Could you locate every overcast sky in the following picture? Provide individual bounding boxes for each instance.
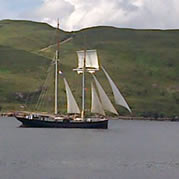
[0,0,178,31]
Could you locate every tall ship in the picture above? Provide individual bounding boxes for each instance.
[15,21,131,129]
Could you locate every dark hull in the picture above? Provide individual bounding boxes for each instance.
[15,117,108,129]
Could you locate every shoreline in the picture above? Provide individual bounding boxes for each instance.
[0,112,178,121]
[112,116,179,121]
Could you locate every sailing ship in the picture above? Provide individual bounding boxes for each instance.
[15,22,131,129]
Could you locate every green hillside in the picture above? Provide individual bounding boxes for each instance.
[0,19,70,51]
[0,20,178,117]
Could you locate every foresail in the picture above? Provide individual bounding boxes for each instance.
[92,75,118,115]
[63,78,80,114]
[101,66,132,113]
[91,82,105,116]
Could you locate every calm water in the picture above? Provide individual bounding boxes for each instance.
[0,117,179,179]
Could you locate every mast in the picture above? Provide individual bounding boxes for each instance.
[55,19,60,115]
[81,50,86,120]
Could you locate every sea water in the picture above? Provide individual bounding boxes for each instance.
[0,117,179,179]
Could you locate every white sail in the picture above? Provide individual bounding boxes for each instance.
[91,82,105,116]
[92,75,118,115]
[76,50,99,73]
[101,66,132,113]
[63,78,80,114]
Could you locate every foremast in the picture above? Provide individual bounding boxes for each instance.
[55,19,60,115]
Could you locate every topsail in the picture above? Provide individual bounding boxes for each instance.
[76,50,99,73]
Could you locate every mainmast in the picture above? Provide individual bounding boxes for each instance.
[81,50,86,120]
[55,19,60,115]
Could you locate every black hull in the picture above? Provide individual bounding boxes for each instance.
[15,117,108,129]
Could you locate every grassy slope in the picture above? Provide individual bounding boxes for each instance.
[70,27,179,116]
[0,20,67,51]
[0,46,49,109]
[0,20,178,116]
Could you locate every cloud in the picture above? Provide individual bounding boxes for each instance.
[1,0,179,31]
[29,0,75,27]
[65,0,133,30]
[25,0,179,31]
[25,0,140,30]
[123,0,179,29]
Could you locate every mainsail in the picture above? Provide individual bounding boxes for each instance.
[92,75,118,115]
[76,50,99,73]
[63,78,80,114]
[91,82,105,115]
[101,66,132,113]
